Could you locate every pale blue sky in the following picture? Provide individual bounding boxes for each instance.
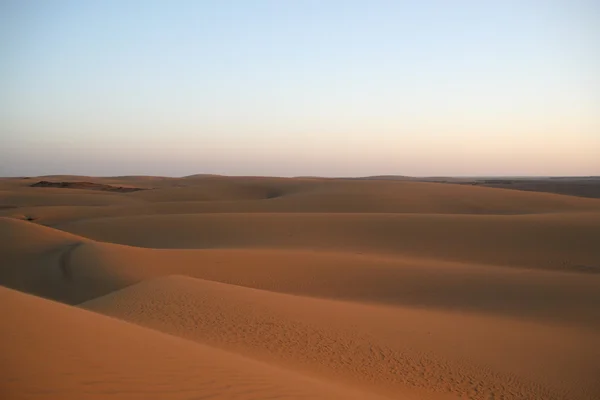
[1,0,598,177]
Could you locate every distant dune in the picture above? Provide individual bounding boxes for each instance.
[343,175,600,198]
[1,175,599,399]
[408,177,600,199]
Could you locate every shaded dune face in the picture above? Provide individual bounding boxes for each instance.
[2,218,599,329]
[52,212,600,272]
[1,175,600,400]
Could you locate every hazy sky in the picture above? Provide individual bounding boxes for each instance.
[1,0,598,177]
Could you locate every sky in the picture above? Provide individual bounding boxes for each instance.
[1,0,599,177]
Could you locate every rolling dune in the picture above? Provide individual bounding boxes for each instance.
[1,175,599,399]
[54,212,600,273]
[3,177,600,228]
[2,217,598,328]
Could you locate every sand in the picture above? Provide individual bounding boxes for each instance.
[0,286,384,400]
[1,175,599,399]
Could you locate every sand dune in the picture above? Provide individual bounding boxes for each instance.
[3,177,600,228]
[124,177,600,212]
[1,217,598,329]
[0,285,385,400]
[423,177,600,199]
[54,212,600,273]
[82,275,600,400]
[1,175,599,399]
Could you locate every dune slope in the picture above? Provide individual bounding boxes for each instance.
[54,212,600,273]
[82,275,600,400]
[0,285,386,400]
[0,217,124,303]
[2,217,598,329]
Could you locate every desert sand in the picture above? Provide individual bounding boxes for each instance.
[1,175,599,399]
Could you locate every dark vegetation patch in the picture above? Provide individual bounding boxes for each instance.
[31,180,149,193]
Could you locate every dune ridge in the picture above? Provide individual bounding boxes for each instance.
[30,180,149,192]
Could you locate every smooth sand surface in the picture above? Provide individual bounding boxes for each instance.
[1,175,599,399]
[0,286,385,400]
[81,275,600,399]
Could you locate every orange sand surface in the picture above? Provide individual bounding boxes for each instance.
[1,175,599,399]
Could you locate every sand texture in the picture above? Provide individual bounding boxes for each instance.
[1,175,599,399]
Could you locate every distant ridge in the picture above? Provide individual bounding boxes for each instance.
[31,180,148,193]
